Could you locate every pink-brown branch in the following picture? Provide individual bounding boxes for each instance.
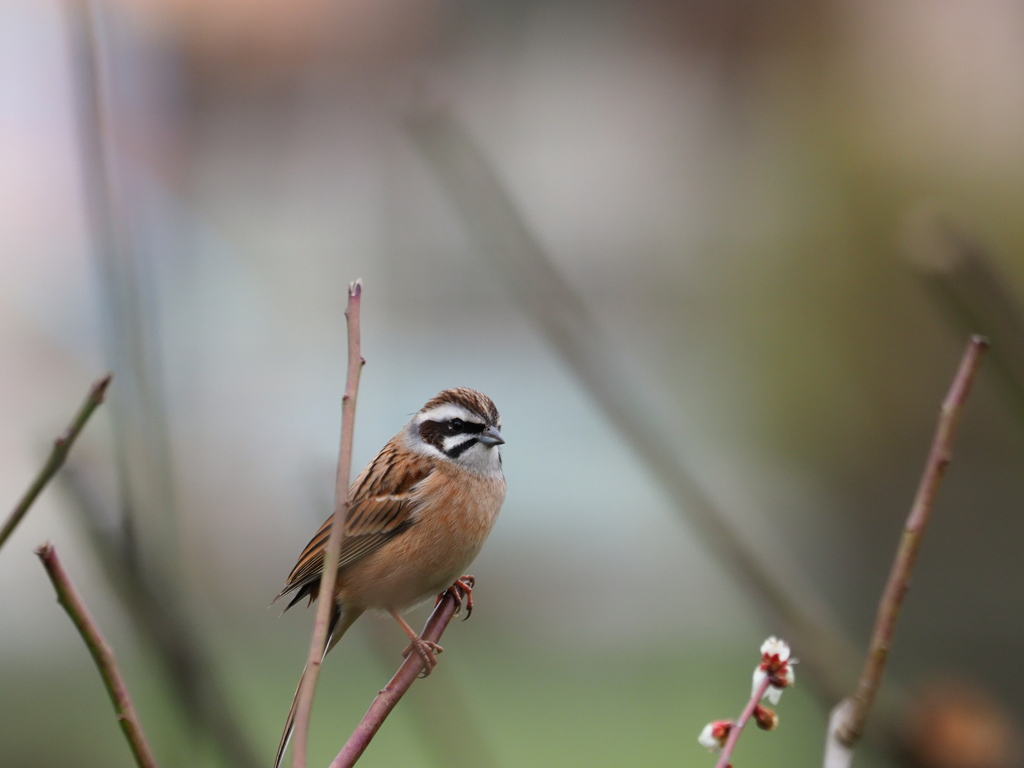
[290,280,365,768]
[713,672,772,768]
[828,335,988,759]
[36,542,159,768]
[329,580,471,768]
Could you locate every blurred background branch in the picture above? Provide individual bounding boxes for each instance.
[407,107,860,706]
[904,212,1024,428]
[64,0,180,582]
[46,4,264,767]
[59,462,263,768]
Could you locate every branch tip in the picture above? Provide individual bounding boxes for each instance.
[1,374,112,553]
[92,372,114,400]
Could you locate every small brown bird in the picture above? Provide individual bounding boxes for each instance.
[274,387,506,768]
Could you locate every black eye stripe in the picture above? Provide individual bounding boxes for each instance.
[419,418,487,452]
[445,438,478,459]
[418,420,445,451]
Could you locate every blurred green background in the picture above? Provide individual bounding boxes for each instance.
[2,1,1023,767]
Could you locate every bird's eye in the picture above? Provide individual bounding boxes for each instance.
[449,418,465,432]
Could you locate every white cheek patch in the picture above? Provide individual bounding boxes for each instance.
[442,435,474,452]
[406,432,446,460]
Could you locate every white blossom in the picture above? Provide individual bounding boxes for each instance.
[760,636,791,662]
[698,721,731,751]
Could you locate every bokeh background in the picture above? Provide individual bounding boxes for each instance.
[2,1,1024,767]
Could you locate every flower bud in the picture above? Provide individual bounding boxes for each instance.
[753,705,779,731]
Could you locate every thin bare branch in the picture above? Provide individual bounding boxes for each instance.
[291,280,365,768]
[329,581,470,768]
[36,542,159,768]
[0,374,111,552]
[826,335,988,765]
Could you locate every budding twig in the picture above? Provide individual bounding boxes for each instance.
[0,374,112,552]
[825,335,989,766]
[329,582,470,768]
[36,542,159,768]
[714,673,773,768]
[290,280,364,768]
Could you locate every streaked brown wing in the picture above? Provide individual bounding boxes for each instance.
[278,439,432,608]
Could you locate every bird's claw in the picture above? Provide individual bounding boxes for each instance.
[438,575,475,621]
[402,637,443,677]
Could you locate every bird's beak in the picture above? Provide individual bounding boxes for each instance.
[478,425,505,446]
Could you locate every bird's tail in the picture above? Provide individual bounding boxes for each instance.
[274,604,363,768]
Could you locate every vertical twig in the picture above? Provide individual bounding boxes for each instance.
[825,336,988,767]
[36,542,159,768]
[290,280,365,768]
[0,374,111,552]
[329,582,469,768]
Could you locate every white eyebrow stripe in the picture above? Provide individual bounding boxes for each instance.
[416,403,480,424]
